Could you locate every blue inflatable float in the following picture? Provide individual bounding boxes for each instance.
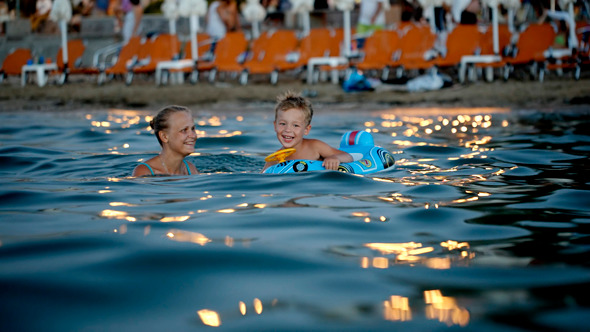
[263,130,395,174]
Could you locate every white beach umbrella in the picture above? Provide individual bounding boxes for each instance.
[49,0,72,83]
[501,0,520,33]
[161,0,180,35]
[557,0,578,49]
[242,0,266,39]
[549,0,577,46]
[482,0,500,55]
[179,0,207,62]
[451,0,471,23]
[289,0,314,36]
[417,0,437,32]
[333,0,354,57]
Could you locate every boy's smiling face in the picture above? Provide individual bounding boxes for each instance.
[274,108,311,149]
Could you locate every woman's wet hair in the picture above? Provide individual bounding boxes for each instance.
[150,105,190,146]
[274,91,313,126]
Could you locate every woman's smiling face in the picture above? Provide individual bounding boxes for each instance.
[163,111,197,155]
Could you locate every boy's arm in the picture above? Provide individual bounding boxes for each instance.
[314,140,353,171]
[261,148,282,173]
[261,161,273,173]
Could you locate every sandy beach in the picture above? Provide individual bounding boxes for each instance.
[1,74,589,112]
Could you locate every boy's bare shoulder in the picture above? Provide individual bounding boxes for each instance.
[303,138,328,146]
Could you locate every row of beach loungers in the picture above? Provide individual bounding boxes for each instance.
[1,21,589,87]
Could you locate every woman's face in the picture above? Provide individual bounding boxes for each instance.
[162,111,197,156]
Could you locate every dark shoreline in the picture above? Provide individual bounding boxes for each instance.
[1,76,589,112]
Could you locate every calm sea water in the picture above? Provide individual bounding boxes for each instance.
[1,104,589,331]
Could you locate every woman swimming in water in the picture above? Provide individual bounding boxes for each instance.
[132,105,199,176]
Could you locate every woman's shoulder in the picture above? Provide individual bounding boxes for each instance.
[184,159,199,175]
[133,158,157,176]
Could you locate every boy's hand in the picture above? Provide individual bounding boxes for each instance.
[322,156,341,170]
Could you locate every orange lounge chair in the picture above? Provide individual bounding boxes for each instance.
[239,29,299,84]
[126,33,181,85]
[479,24,512,56]
[184,33,212,60]
[464,24,512,82]
[541,21,590,81]
[314,27,357,83]
[181,33,212,82]
[434,24,480,71]
[157,33,213,84]
[356,29,400,79]
[574,22,590,79]
[501,23,556,80]
[98,35,142,85]
[325,27,359,56]
[0,48,32,82]
[204,31,248,83]
[55,39,100,84]
[274,28,334,74]
[387,23,437,77]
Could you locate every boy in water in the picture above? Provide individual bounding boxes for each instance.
[262,91,353,172]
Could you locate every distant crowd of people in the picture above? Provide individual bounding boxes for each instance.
[1,0,588,42]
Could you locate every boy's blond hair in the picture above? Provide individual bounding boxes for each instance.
[274,91,314,126]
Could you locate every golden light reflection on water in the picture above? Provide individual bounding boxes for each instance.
[217,130,243,137]
[164,229,252,248]
[253,298,263,314]
[203,202,267,213]
[99,209,136,222]
[424,290,470,326]
[198,292,468,327]
[197,309,221,327]
[97,108,501,328]
[383,290,469,326]
[441,240,469,250]
[198,298,279,327]
[381,108,508,147]
[380,110,506,154]
[197,116,223,127]
[362,240,473,269]
[239,301,247,315]
[160,216,190,222]
[384,295,412,321]
[166,229,211,245]
[365,242,423,254]
[87,110,145,132]
[225,236,234,247]
[109,202,137,207]
[86,111,248,150]
[377,193,413,204]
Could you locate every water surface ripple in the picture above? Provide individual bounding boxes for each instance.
[1,107,589,331]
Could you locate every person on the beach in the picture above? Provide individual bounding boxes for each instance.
[133,105,199,176]
[262,91,353,172]
[206,0,240,40]
[114,0,143,43]
[357,0,386,35]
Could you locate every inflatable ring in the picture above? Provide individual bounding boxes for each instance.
[263,130,395,175]
[265,148,296,163]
